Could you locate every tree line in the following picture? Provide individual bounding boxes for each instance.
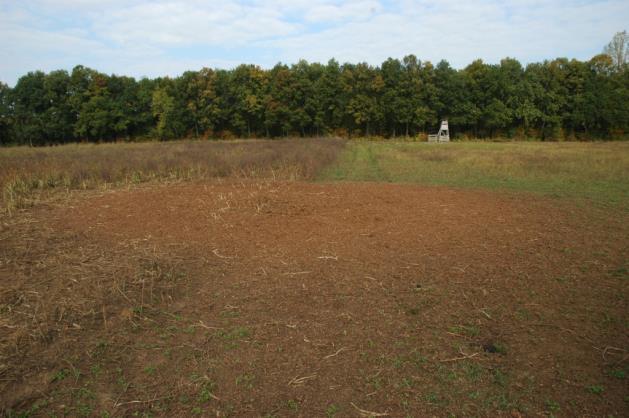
[0,51,627,145]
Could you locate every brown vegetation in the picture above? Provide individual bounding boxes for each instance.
[0,139,345,214]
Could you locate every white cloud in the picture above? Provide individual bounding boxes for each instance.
[93,2,300,47]
[304,1,382,22]
[263,0,629,68]
[0,0,628,85]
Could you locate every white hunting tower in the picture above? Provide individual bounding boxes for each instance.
[428,120,450,142]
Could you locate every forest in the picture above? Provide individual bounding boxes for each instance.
[0,53,627,145]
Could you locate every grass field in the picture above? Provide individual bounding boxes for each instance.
[322,141,629,207]
[0,139,345,214]
[1,139,628,417]
[3,140,627,214]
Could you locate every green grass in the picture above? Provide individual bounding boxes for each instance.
[325,403,340,417]
[320,141,629,207]
[235,373,256,389]
[587,384,605,395]
[216,326,251,341]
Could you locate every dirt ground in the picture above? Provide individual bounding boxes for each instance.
[1,180,628,417]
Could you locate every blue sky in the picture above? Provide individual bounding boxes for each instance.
[1,0,627,86]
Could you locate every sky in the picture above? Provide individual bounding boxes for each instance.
[1,0,628,86]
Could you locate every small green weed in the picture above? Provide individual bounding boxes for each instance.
[392,356,405,369]
[407,307,420,315]
[90,364,102,377]
[216,326,251,349]
[492,369,508,387]
[92,340,109,358]
[515,308,532,320]
[197,381,217,404]
[609,266,628,279]
[449,324,480,337]
[76,387,95,400]
[220,310,240,318]
[52,368,70,382]
[463,362,484,381]
[325,404,340,417]
[6,399,49,417]
[545,399,560,413]
[235,373,255,389]
[286,399,299,412]
[425,392,439,404]
[367,375,383,390]
[483,342,507,354]
[216,326,251,340]
[76,403,93,417]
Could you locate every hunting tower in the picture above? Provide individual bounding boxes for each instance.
[428,120,450,142]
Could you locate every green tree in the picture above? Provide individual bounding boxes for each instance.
[11,71,48,145]
[461,60,492,136]
[343,63,384,136]
[0,82,13,144]
[288,60,318,136]
[524,61,565,139]
[312,59,344,136]
[380,57,404,136]
[134,78,158,137]
[151,86,176,140]
[41,70,74,142]
[107,75,141,140]
[264,63,293,137]
[74,71,118,141]
[3,53,628,144]
[181,68,220,137]
[228,65,267,137]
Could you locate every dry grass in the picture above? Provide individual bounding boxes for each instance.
[0,211,207,415]
[0,139,345,214]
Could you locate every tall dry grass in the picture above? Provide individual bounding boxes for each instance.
[0,139,345,213]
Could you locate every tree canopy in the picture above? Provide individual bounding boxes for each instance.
[1,45,628,145]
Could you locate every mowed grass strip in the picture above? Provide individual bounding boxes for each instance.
[320,141,629,207]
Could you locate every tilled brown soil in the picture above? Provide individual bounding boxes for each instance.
[1,180,628,417]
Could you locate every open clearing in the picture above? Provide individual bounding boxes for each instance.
[1,140,628,417]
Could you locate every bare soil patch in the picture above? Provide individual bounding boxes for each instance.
[1,180,627,417]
